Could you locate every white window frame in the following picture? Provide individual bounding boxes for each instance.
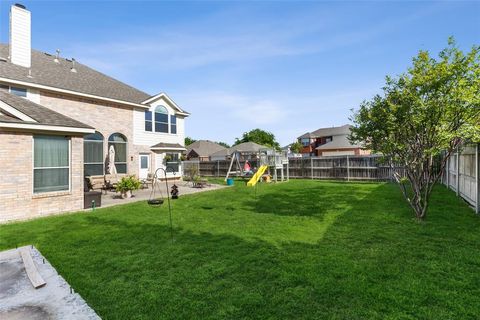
[154,105,169,134]
[32,135,71,194]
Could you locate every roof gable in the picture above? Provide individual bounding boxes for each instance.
[143,92,189,116]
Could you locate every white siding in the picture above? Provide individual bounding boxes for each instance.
[27,88,40,104]
[10,5,31,68]
[153,151,182,178]
[132,96,185,147]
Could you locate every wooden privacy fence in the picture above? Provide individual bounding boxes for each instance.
[443,143,479,214]
[288,155,403,181]
[189,155,404,181]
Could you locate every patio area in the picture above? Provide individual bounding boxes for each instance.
[98,181,226,208]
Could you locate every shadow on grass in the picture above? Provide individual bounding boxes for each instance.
[0,182,479,319]
[244,181,385,217]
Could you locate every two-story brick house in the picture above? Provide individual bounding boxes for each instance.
[298,124,369,157]
[0,4,189,222]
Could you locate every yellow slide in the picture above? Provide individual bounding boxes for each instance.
[247,165,268,187]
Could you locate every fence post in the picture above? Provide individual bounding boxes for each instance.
[346,155,350,181]
[446,156,450,188]
[476,143,479,214]
[456,147,460,196]
[310,157,314,180]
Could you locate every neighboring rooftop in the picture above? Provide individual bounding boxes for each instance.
[211,142,270,157]
[0,44,150,104]
[0,90,92,129]
[315,134,362,150]
[186,140,227,157]
[299,124,352,139]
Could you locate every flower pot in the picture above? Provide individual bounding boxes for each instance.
[122,190,132,199]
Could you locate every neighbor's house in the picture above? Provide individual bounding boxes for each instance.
[186,140,227,161]
[210,142,268,161]
[298,124,369,157]
[0,4,189,222]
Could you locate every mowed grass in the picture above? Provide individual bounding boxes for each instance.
[1,180,480,319]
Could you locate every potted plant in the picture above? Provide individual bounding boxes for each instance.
[163,154,172,164]
[116,175,141,199]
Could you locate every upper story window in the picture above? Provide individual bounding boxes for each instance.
[108,133,127,174]
[145,111,153,132]
[325,136,333,143]
[0,84,27,97]
[10,87,27,97]
[154,106,168,133]
[300,138,310,147]
[170,115,177,134]
[144,105,178,134]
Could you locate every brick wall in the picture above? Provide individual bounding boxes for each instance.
[40,91,151,176]
[0,131,84,223]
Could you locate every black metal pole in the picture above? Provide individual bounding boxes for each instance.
[153,167,174,243]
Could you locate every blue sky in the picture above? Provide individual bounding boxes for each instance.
[0,1,479,146]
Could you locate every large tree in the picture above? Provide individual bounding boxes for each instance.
[350,39,480,220]
[216,141,231,148]
[289,141,303,153]
[234,128,281,149]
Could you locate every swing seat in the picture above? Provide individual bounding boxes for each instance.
[148,199,164,206]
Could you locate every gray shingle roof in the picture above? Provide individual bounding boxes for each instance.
[315,134,362,150]
[298,124,352,139]
[0,90,92,129]
[186,140,227,157]
[0,44,150,104]
[211,142,270,157]
[151,142,186,150]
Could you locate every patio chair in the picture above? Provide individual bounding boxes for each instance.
[141,173,155,189]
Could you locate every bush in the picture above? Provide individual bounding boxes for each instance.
[116,176,141,193]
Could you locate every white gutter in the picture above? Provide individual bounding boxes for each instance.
[0,77,149,109]
[0,122,95,134]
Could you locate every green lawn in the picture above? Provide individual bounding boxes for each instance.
[1,180,479,319]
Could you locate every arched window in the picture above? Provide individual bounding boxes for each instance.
[108,133,127,174]
[84,131,104,176]
[154,106,168,133]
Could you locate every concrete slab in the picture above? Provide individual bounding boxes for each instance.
[0,246,100,320]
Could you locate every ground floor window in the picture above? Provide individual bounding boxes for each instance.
[165,152,180,173]
[33,135,70,193]
[84,131,104,176]
[108,133,127,174]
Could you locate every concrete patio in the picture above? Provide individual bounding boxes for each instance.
[97,181,227,209]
